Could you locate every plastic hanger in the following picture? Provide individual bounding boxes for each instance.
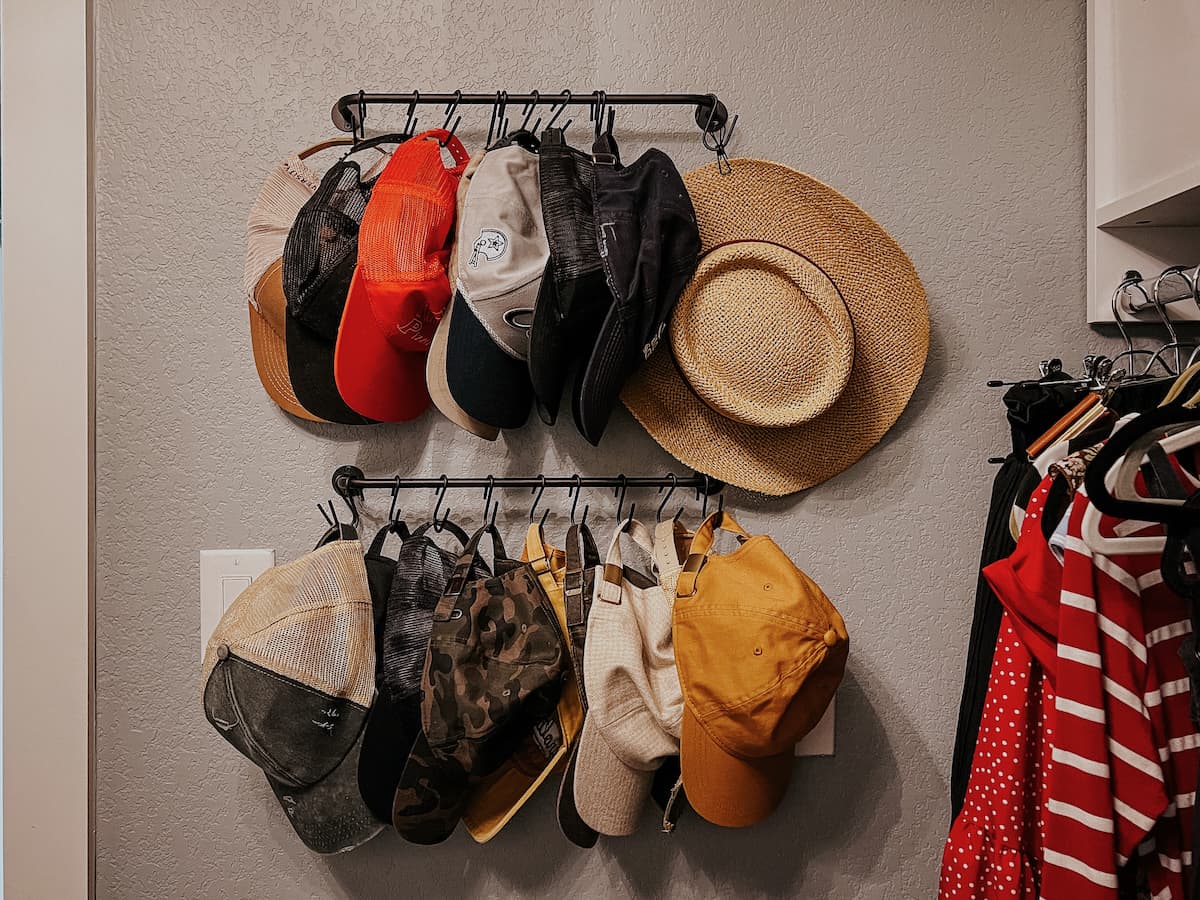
[1080,365,1200,554]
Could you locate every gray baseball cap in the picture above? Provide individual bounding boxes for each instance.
[441,141,548,429]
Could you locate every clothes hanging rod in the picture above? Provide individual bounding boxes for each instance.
[331,466,724,500]
[330,90,729,135]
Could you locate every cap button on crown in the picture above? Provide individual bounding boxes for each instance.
[216,644,230,660]
[823,628,839,648]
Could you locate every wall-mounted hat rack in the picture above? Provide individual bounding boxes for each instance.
[330,466,725,526]
[330,89,733,139]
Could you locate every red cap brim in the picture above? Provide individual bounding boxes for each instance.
[334,266,431,422]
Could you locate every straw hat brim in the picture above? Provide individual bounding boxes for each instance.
[621,159,928,496]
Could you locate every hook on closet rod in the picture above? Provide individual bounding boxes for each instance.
[331,90,730,135]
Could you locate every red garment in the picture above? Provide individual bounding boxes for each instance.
[940,477,1062,899]
[1039,491,1196,900]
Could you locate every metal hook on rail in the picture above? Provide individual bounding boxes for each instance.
[432,475,452,532]
[529,475,549,526]
[656,474,678,523]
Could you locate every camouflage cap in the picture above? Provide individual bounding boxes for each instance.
[391,525,566,844]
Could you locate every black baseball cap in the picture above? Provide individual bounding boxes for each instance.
[528,129,612,426]
[281,134,403,424]
[574,133,701,445]
[356,519,483,824]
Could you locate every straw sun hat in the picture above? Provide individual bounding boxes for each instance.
[621,158,929,496]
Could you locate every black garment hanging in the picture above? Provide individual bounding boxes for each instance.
[949,374,1083,818]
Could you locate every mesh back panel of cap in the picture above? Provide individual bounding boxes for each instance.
[201,541,375,708]
[283,161,374,329]
[381,534,491,703]
[359,146,456,284]
[244,156,321,308]
[540,141,600,283]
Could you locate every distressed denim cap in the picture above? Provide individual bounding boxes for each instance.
[201,538,384,854]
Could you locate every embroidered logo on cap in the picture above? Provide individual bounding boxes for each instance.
[469,228,508,267]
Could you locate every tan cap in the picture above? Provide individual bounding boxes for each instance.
[673,511,848,828]
[572,519,683,836]
[245,153,326,421]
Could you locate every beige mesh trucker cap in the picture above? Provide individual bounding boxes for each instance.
[201,539,383,854]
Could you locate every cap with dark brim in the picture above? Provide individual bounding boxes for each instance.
[333,266,431,423]
[249,301,324,422]
[248,261,325,422]
[426,295,500,440]
[391,731,472,845]
[284,311,374,425]
[462,709,568,843]
[267,722,384,854]
[445,290,533,430]
[556,739,599,847]
[203,648,382,854]
[679,708,792,828]
[356,692,421,825]
[573,301,640,445]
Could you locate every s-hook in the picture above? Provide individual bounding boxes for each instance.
[481,475,498,529]
[432,474,452,532]
[403,90,421,138]
[520,90,542,134]
[529,475,550,527]
[657,474,678,523]
[546,89,573,131]
[388,475,403,525]
[568,474,590,527]
[441,90,463,146]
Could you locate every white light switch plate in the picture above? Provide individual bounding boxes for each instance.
[795,699,835,757]
[200,549,275,658]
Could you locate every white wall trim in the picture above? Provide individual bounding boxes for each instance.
[1,0,95,896]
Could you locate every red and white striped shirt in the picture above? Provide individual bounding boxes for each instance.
[1040,492,1196,900]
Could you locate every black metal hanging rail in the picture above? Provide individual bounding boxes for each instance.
[331,466,724,500]
[331,90,730,135]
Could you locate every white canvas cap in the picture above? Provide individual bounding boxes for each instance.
[573,519,683,836]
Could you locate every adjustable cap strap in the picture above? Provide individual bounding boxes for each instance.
[676,511,749,599]
[653,518,689,599]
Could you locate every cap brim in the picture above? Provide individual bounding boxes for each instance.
[572,715,656,836]
[356,692,421,825]
[679,707,792,828]
[527,263,565,425]
[248,299,326,422]
[333,267,430,423]
[574,300,639,446]
[556,741,599,847]
[427,295,500,440]
[461,720,568,844]
[266,720,384,854]
[392,730,471,845]
[445,290,533,429]
[285,308,375,426]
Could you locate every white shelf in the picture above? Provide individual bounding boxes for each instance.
[1087,0,1200,323]
[1098,162,1200,228]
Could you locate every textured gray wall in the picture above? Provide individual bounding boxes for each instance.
[94,1,1094,897]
